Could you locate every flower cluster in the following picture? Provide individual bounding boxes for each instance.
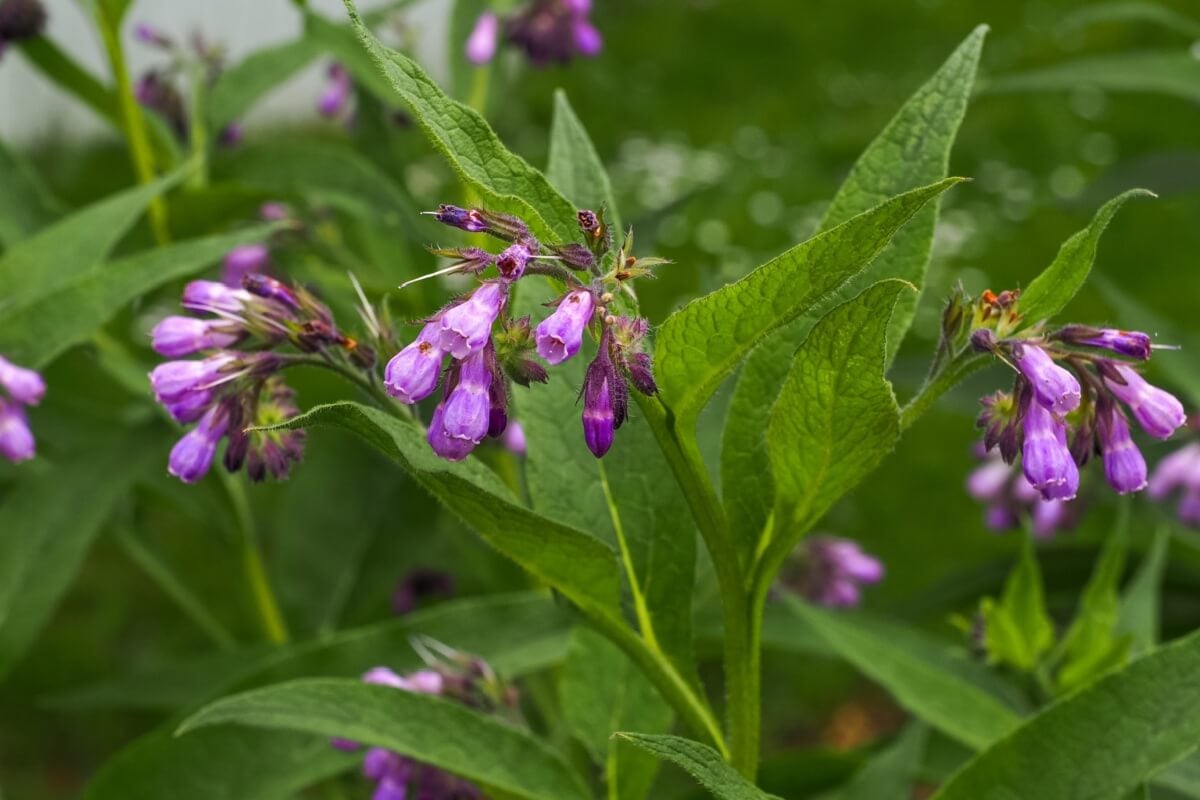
[0,0,45,59]
[149,274,372,483]
[952,289,1186,503]
[133,22,243,146]
[466,0,600,67]
[385,205,662,461]
[967,446,1074,538]
[780,536,884,609]
[334,643,517,799]
[0,354,45,463]
[1148,416,1200,529]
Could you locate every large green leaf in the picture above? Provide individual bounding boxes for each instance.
[0,170,181,308]
[560,627,673,800]
[1018,189,1152,324]
[180,679,591,800]
[339,0,579,241]
[276,402,622,622]
[985,52,1200,103]
[655,179,958,429]
[931,626,1200,800]
[721,28,983,562]
[0,139,64,247]
[208,37,321,133]
[84,728,358,800]
[614,733,779,800]
[0,434,157,679]
[787,600,1022,751]
[0,225,277,368]
[547,89,619,230]
[763,280,908,567]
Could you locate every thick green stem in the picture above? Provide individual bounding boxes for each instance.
[220,472,290,644]
[635,394,759,777]
[95,9,169,243]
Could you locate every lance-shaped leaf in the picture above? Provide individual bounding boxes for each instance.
[1117,525,1170,656]
[179,679,592,800]
[930,625,1200,800]
[208,37,321,133]
[1018,189,1153,324]
[721,27,984,564]
[547,89,620,231]
[985,52,1200,103]
[0,139,64,246]
[0,225,277,368]
[339,0,579,241]
[1055,520,1131,692]
[275,402,622,624]
[0,169,181,308]
[764,281,909,561]
[614,733,781,800]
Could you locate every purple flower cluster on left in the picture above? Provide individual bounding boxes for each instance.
[0,354,45,463]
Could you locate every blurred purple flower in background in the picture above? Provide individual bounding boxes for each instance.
[0,354,45,463]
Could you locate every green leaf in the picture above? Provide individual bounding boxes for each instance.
[180,678,592,800]
[560,627,673,799]
[277,402,622,622]
[0,169,182,308]
[835,723,928,800]
[930,625,1200,800]
[765,280,908,547]
[982,535,1055,673]
[1117,525,1171,656]
[1059,3,1200,38]
[786,600,1021,751]
[1018,189,1153,324]
[1055,517,1132,693]
[0,139,65,247]
[720,28,983,559]
[0,225,276,369]
[0,434,157,680]
[985,52,1200,103]
[84,728,358,800]
[339,0,579,241]
[614,733,779,800]
[655,178,960,428]
[548,90,620,230]
[208,37,321,133]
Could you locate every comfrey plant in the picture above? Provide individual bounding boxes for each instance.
[385,205,662,460]
[0,354,44,462]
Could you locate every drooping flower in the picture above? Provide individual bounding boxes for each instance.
[167,402,230,483]
[786,536,884,609]
[1148,436,1200,529]
[1012,341,1081,415]
[439,349,492,445]
[1103,362,1187,440]
[0,400,35,462]
[151,316,243,357]
[1096,404,1148,494]
[438,282,506,359]
[966,447,1078,538]
[385,320,446,404]
[465,11,499,64]
[1021,400,1079,501]
[581,341,622,458]
[535,289,594,365]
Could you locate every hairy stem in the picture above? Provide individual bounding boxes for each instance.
[95,7,169,243]
[598,463,662,653]
[635,394,759,777]
[899,352,986,432]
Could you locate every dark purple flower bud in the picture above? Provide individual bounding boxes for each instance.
[438,282,506,359]
[1031,498,1074,539]
[151,316,241,357]
[578,209,600,237]
[217,122,243,148]
[502,420,526,456]
[317,62,351,118]
[0,400,34,462]
[167,404,229,484]
[441,350,491,444]
[242,273,300,311]
[970,328,997,354]
[1097,407,1148,494]
[0,0,45,45]
[496,242,533,282]
[1012,341,1081,415]
[799,536,884,609]
[1148,442,1200,500]
[150,354,236,403]
[1021,400,1080,501]
[465,11,499,65]
[428,400,477,462]
[549,242,595,272]
[431,204,488,233]
[182,280,250,314]
[977,390,1022,464]
[0,354,45,405]
[392,569,456,616]
[582,354,616,458]
[535,289,594,365]
[626,351,657,396]
[1103,363,1187,440]
[966,457,1011,503]
[222,244,270,287]
[385,321,445,404]
[1059,325,1152,360]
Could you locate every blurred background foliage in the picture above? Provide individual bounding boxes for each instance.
[4,0,1200,797]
